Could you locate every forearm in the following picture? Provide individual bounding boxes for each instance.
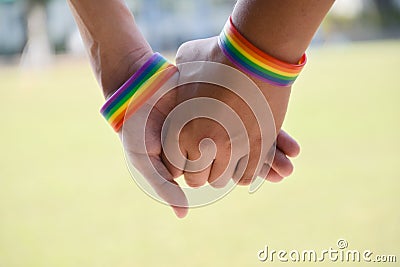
[232,0,335,63]
[67,0,153,98]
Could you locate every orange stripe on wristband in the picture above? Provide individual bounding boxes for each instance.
[218,17,307,87]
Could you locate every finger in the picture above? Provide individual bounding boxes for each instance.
[271,148,294,177]
[129,153,189,218]
[258,163,284,182]
[266,168,284,183]
[234,140,264,186]
[208,144,234,188]
[233,154,256,186]
[159,109,187,179]
[183,148,211,188]
[232,155,246,184]
[258,162,271,179]
[161,150,184,179]
[277,130,300,158]
[149,156,189,218]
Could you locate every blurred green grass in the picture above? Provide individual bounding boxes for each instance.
[0,41,399,267]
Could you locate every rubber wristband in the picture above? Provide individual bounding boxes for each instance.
[218,16,307,87]
[100,53,177,132]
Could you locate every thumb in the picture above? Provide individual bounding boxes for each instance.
[175,41,192,65]
[176,37,219,65]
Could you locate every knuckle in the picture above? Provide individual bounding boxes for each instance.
[176,41,197,64]
[184,176,207,188]
[238,177,252,186]
[238,173,255,185]
[209,179,227,189]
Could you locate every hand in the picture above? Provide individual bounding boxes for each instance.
[122,90,299,216]
[159,37,298,188]
[122,103,299,217]
[120,86,190,218]
[121,37,299,218]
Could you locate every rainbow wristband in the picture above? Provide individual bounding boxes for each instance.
[218,17,307,87]
[101,53,177,132]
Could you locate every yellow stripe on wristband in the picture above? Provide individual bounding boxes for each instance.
[100,53,178,132]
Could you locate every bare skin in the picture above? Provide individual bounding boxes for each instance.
[67,0,334,218]
[67,0,153,98]
[165,0,335,190]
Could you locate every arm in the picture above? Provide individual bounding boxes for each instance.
[173,1,334,186]
[232,0,335,63]
[67,0,189,218]
[67,0,153,98]
[231,0,335,131]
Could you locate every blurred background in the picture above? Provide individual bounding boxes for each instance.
[0,0,399,266]
[1,0,400,59]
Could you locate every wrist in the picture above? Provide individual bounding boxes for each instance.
[210,36,292,92]
[103,48,154,100]
[101,53,178,132]
[218,17,306,88]
[210,34,292,132]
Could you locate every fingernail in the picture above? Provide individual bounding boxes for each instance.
[173,206,187,219]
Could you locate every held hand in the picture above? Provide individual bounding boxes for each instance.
[119,37,300,218]
[119,86,189,218]
[120,81,299,218]
[176,37,292,131]
[158,37,298,188]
